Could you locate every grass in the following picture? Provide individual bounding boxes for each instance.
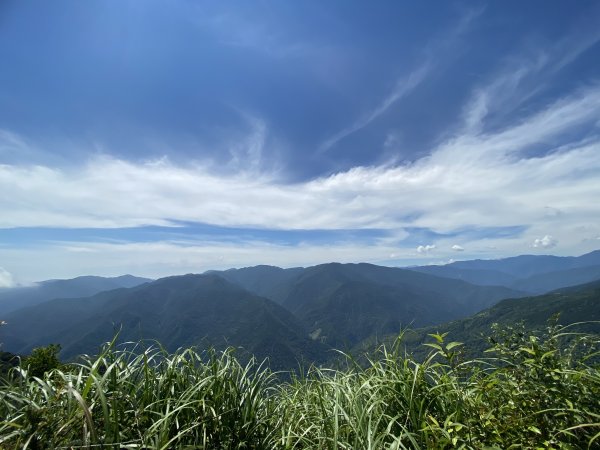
[1,322,599,449]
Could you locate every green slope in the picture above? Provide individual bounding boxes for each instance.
[0,274,327,370]
[278,263,524,349]
[387,280,600,359]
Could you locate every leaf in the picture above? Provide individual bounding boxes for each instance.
[428,333,447,344]
[446,342,463,351]
[423,343,443,351]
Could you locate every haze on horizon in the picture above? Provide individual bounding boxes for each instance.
[1,1,600,284]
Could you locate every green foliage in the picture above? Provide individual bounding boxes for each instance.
[382,283,600,362]
[22,344,62,379]
[0,351,19,378]
[0,324,599,449]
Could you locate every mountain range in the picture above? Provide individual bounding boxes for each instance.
[389,278,600,361]
[410,250,600,293]
[1,251,599,369]
[0,275,151,315]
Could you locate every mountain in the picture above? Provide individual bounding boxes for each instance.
[408,265,519,287]
[409,250,600,294]
[267,263,523,349]
[449,250,600,277]
[5,254,593,370]
[390,279,600,360]
[0,274,327,370]
[510,265,600,293]
[0,275,152,315]
[210,265,304,304]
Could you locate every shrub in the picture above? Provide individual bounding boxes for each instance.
[0,324,598,449]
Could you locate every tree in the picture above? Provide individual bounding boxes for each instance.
[23,344,61,378]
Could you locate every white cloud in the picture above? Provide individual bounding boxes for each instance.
[319,7,482,153]
[532,235,557,249]
[451,245,464,251]
[417,244,436,254]
[0,267,15,288]
[319,62,431,152]
[459,22,600,135]
[0,84,599,238]
[3,30,600,280]
[0,240,425,282]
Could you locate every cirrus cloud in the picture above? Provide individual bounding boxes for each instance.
[2,61,600,281]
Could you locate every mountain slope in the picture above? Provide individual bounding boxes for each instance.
[408,265,519,287]
[408,250,600,294]
[393,280,600,359]
[449,250,600,277]
[0,275,151,315]
[277,263,524,348]
[0,274,326,369]
[510,265,600,294]
[210,265,304,304]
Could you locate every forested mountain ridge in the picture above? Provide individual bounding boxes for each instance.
[0,274,151,315]
[376,278,600,360]
[0,274,327,369]
[1,251,598,370]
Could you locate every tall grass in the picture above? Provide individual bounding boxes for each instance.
[1,323,599,449]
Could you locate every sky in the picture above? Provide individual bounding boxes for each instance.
[1,0,600,284]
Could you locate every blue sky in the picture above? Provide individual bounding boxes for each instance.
[1,0,600,283]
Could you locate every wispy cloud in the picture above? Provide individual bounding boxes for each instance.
[0,267,15,288]
[460,21,600,135]
[1,84,599,240]
[318,7,483,153]
[319,63,431,152]
[3,15,600,280]
[226,112,268,174]
[193,6,330,60]
[0,240,421,281]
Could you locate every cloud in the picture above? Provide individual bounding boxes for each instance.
[226,112,268,174]
[2,29,600,281]
[532,235,557,249]
[0,267,15,288]
[0,240,428,282]
[195,7,324,59]
[417,244,436,254]
[319,62,431,152]
[1,82,599,238]
[451,245,464,251]
[318,7,482,153]
[459,22,600,135]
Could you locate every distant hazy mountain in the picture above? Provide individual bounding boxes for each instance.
[510,265,600,293]
[410,250,600,294]
[407,265,519,287]
[0,274,327,369]
[0,275,151,315]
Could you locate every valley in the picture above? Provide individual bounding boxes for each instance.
[1,250,599,369]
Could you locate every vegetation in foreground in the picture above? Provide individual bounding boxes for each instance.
[1,322,599,449]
